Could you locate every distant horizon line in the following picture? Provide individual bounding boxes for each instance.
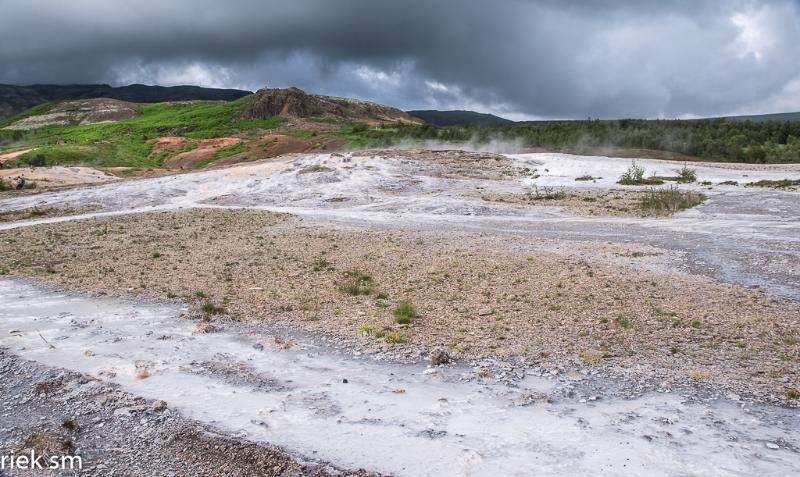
[2,82,798,122]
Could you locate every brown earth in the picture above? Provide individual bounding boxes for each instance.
[0,147,35,163]
[475,188,706,217]
[158,134,348,170]
[0,208,796,403]
[0,166,117,195]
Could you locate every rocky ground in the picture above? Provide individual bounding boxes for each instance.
[0,350,378,476]
[473,188,705,217]
[0,208,796,405]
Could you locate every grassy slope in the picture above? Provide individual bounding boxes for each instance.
[4,97,800,166]
[0,97,285,168]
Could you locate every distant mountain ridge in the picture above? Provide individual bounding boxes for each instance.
[407,110,514,127]
[0,83,252,119]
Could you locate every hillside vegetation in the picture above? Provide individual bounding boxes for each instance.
[386,118,800,163]
[0,83,251,119]
[2,90,800,167]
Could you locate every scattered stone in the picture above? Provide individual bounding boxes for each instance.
[430,350,451,365]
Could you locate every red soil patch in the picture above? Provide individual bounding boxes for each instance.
[158,133,346,170]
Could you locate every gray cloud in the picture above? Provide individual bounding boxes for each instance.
[1,0,799,118]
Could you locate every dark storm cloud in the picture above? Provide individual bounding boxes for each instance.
[1,0,799,118]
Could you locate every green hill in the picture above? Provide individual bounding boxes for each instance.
[0,83,252,119]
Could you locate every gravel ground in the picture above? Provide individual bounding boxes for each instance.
[472,188,705,217]
[0,208,796,404]
[0,350,379,477]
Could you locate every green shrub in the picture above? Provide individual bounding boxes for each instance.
[676,165,697,183]
[618,162,664,185]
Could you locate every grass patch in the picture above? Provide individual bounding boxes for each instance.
[526,185,568,200]
[196,142,246,168]
[639,186,705,214]
[277,130,318,138]
[746,178,800,189]
[676,165,697,183]
[2,97,285,168]
[575,175,599,181]
[393,301,417,325]
[617,162,665,185]
[384,331,405,343]
[201,301,225,316]
[337,270,374,296]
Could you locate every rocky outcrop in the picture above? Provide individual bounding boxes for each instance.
[243,87,422,123]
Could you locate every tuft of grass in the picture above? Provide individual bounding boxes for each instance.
[676,165,697,183]
[688,370,709,380]
[786,388,799,399]
[357,323,375,335]
[337,270,374,296]
[718,180,739,186]
[526,185,567,200]
[639,186,705,214]
[615,315,632,329]
[618,162,665,185]
[311,257,331,271]
[201,301,224,316]
[393,301,417,325]
[385,331,405,343]
[575,175,599,181]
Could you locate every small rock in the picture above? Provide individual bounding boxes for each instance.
[253,343,264,351]
[152,400,168,412]
[430,350,451,366]
[342,378,348,384]
[765,442,780,450]
[195,323,217,334]
[477,308,493,316]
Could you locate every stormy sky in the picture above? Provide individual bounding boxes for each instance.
[1,0,799,119]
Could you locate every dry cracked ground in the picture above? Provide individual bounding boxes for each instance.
[0,149,798,476]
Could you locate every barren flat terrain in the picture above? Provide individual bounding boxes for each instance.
[0,150,798,475]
